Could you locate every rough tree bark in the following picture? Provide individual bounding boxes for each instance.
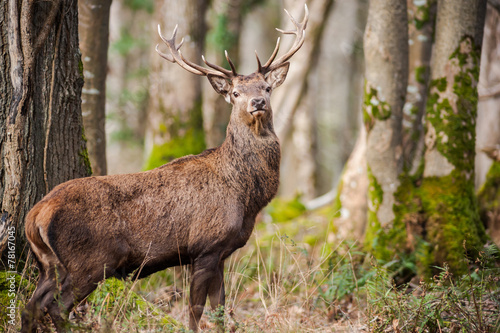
[144,0,208,170]
[362,0,408,256]
[78,0,112,176]
[0,0,91,257]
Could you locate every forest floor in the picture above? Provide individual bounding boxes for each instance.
[2,198,500,332]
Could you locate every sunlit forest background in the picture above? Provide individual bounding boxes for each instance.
[1,0,500,331]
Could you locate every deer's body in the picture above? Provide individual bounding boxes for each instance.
[28,117,279,283]
[22,7,307,332]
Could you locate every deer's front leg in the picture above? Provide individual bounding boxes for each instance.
[189,255,219,332]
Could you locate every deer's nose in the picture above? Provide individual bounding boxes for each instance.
[251,98,266,110]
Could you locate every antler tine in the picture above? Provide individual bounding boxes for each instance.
[225,50,238,76]
[262,37,281,69]
[156,24,234,78]
[260,4,309,73]
[201,55,234,77]
[255,50,263,73]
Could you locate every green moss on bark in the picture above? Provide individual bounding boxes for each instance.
[413,0,432,30]
[364,165,381,247]
[415,66,427,85]
[364,166,408,262]
[419,36,485,276]
[425,39,479,173]
[390,37,486,278]
[420,171,486,276]
[363,82,392,132]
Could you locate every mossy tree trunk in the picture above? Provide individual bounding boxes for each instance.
[78,0,112,176]
[145,0,208,170]
[0,0,91,258]
[391,0,488,278]
[418,0,487,276]
[362,0,408,257]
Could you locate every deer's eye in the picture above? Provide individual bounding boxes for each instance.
[266,87,271,93]
[233,91,240,98]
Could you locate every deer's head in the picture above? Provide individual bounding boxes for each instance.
[156,5,308,133]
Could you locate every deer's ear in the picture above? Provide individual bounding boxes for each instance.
[265,62,290,89]
[208,75,232,103]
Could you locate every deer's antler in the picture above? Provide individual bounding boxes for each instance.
[257,4,309,74]
[157,4,308,78]
[156,24,237,78]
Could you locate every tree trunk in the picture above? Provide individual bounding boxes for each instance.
[476,4,500,246]
[476,3,500,186]
[0,0,91,257]
[304,0,368,240]
[144,0,208,170]
[273,0,334,199]
[315,0,367,196]
[403,0,436,173]
[106,0,152,175]
[202,0,244,148]
[416,0,488,275]
[362,0,408,257]
[330,127,368,241]
[78,0,112,176]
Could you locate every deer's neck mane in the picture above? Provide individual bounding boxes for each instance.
[216,119,281,212]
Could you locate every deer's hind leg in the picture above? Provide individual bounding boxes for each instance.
[21,269,52,333]
[208,260,226,332]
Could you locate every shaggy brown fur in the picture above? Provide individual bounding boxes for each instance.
[21,67,290,332]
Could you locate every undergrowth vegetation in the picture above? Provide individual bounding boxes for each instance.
[1,199,499,332]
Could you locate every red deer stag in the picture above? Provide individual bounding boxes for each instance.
[21,5,308,332]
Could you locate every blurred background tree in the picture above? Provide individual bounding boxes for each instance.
[79,0,113,176]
